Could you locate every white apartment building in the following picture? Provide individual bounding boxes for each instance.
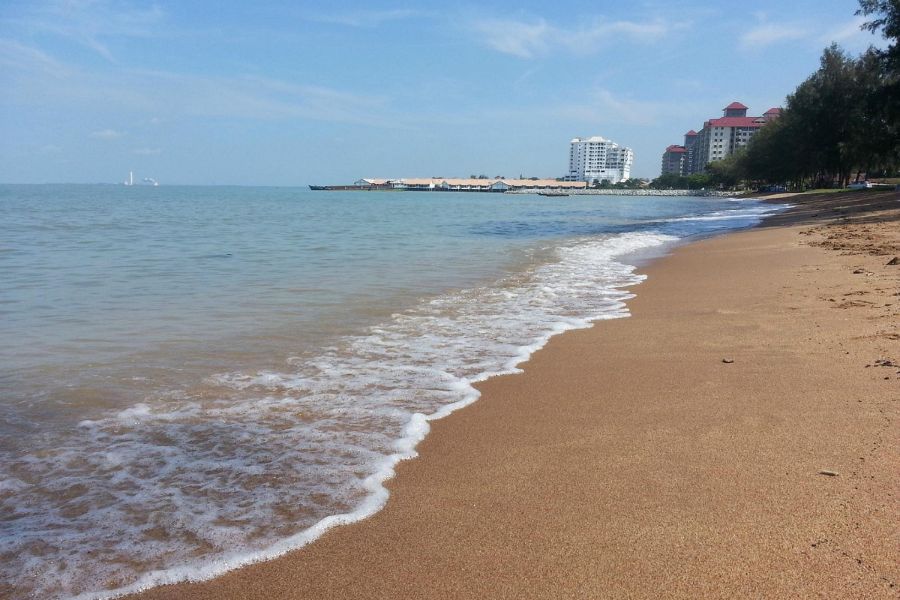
[567,136,634,183]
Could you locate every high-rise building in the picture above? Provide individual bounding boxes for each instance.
[660,130,700,176]
[661,103,781,176]
[661,145,687,175]
[567,136,634,183]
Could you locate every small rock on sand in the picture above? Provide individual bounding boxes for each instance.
[818,470,839,477]
[886,256,899,266]
[722,358,734,364]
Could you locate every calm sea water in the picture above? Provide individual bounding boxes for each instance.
[0,185,779,598]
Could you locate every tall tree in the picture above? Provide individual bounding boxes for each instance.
[857,0,900,67]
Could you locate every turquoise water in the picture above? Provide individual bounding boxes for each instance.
[0,185,779,598]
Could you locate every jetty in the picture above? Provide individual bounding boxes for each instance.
[309,178,587,193]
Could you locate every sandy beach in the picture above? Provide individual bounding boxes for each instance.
[132,190,899,599]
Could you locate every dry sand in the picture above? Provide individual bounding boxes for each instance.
[133,190,899,599]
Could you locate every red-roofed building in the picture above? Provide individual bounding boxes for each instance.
[723,102,749,117]
[689,102,781,174]
[661,145,687,175]
[660,102,782,177]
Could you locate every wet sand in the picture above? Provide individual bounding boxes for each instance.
[133,190,899,599]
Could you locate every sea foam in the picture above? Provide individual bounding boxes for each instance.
[0,203,785,599]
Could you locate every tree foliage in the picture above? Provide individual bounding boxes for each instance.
[736,32,899,188]
[857,0,900,67]
[650,172,714,190]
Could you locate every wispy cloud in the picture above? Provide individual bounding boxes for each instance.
[740,15,879,52]
[475,19,550,58]
[0,38,69,77]
[90,128,125,139]
[472,16,680,59]
[307,8,425,28]
[554,88,674,126]
[5,0,166,61]
[1,41,397,127]
[821,16,880,51]
[740,23,806,49]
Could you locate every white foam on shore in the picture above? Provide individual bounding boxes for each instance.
[1,226,735,599]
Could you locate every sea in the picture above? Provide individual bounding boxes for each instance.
[0,185,781,599]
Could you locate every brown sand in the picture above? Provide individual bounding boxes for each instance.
[133,190,899,599]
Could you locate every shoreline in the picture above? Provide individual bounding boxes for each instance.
[129,190,899,599]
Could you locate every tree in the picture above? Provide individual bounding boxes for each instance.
[650,173,685,189]
[858,1,900,163]
[857,0,900,67]
[707,154,744,188]
[685,173,712,190]
[850,48,900,177]
[733,4,899,190]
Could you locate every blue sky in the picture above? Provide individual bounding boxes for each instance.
[0,0,883,185]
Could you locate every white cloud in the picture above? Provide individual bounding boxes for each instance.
[739,15,880,53]
[821,16,882,51]
[740,23,806,49]
[308,9,425,28]
[7,0,166,61]
[475,19,551,58]
[1,42,396,127]
[0,38,69,77]
[555,88,673,126]
[90,128,125,139]
[472,16,680,59]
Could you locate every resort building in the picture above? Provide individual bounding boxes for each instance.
[661,103,781,175]
[661,145,687,176]
[661,130,700,176]
[566,136,634,183]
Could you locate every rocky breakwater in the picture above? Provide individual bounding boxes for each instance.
[507,188,736,197]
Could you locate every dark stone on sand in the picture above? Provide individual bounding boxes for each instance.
[818,470,839,477]
[886,256,899,266]
[722,358,734,364]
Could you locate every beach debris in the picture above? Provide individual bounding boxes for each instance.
[853,268,867,274]
[818,470,840,477]
[886,256,899,266]
[722,358,734,364]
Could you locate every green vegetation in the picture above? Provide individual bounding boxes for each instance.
[650,173,713,190]
[739,42,897,189]
[653,1,899,191]
[592,178,646,189]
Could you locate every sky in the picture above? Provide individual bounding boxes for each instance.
[0,0,885,185]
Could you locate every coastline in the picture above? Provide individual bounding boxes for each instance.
[129,190,899,600]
